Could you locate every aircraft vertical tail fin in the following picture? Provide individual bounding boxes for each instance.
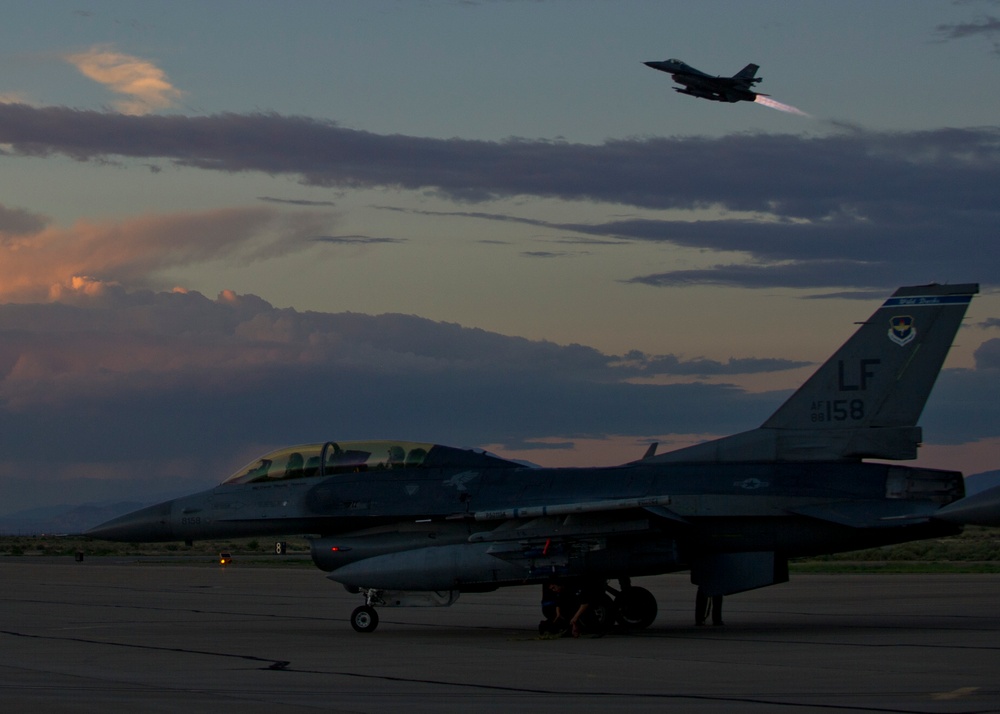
[763,283,977,434]
[734,63,760,81]
[647,283,978,464]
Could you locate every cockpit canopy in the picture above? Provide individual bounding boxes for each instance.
[222,440,522,485]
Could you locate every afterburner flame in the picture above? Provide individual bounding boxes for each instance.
[754,95,810,117]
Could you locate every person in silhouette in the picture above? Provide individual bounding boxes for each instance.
[695,587,724,626]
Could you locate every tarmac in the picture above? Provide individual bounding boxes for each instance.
[2,558,999,713]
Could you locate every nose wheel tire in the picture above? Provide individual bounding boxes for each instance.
[351,605,379,633]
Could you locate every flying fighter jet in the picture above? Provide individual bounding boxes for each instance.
[644,57,763,103]
[89,283,998,634]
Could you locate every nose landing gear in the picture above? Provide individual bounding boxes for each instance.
[351,589,385,633]
[351,604,379,633]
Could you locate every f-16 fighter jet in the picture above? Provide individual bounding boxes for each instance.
[645,57,763,103]
[90,284,1000,634]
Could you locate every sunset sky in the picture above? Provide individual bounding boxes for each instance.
[2,1,1000,513]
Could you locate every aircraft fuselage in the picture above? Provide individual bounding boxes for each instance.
[90,458,963,591]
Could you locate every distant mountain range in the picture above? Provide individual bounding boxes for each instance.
[964,469,1000,495]
[3,469,1000,536]
[0,501,146,536]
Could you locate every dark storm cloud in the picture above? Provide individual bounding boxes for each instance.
[1,104,998,290]
[0,289,801,510]
[1,104,998,213]
[1,289,996,511]
[401,209,998,290]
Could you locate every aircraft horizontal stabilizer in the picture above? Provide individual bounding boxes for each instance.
[934,484,1000,526]
[691,551,788,596]
[790,500,939,528]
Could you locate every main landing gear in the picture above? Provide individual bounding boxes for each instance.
[347,581,658,634]
[609,582,658,630]
[537,578,658,637]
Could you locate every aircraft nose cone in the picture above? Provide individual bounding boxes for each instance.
[86,501,175,541]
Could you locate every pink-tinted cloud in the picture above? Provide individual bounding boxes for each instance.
[0,204,333,302]
[64,46,184,115]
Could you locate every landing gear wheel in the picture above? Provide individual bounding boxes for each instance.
[587,594,616,633]
[615,586,657,629]
[351,605,379,633]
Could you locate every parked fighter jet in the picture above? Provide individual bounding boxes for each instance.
[644,57,763,103]
[89,283,996,633]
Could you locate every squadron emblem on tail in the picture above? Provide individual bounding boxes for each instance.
[889,315,916,346]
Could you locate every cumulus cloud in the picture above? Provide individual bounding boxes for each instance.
[0,104,997,290]
[0,288,794,508]
[1,285,997,514]
[974,337,1000,370]
[0,287,996,511]
[0,203,334,302]
[64,46,184,114]
[0,288,812,394]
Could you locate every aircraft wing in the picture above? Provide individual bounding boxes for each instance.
[465,494,687,542]
[460,495,687,577]
[466,494,675,522]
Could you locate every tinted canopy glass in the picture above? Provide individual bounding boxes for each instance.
[223,440,521,485]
